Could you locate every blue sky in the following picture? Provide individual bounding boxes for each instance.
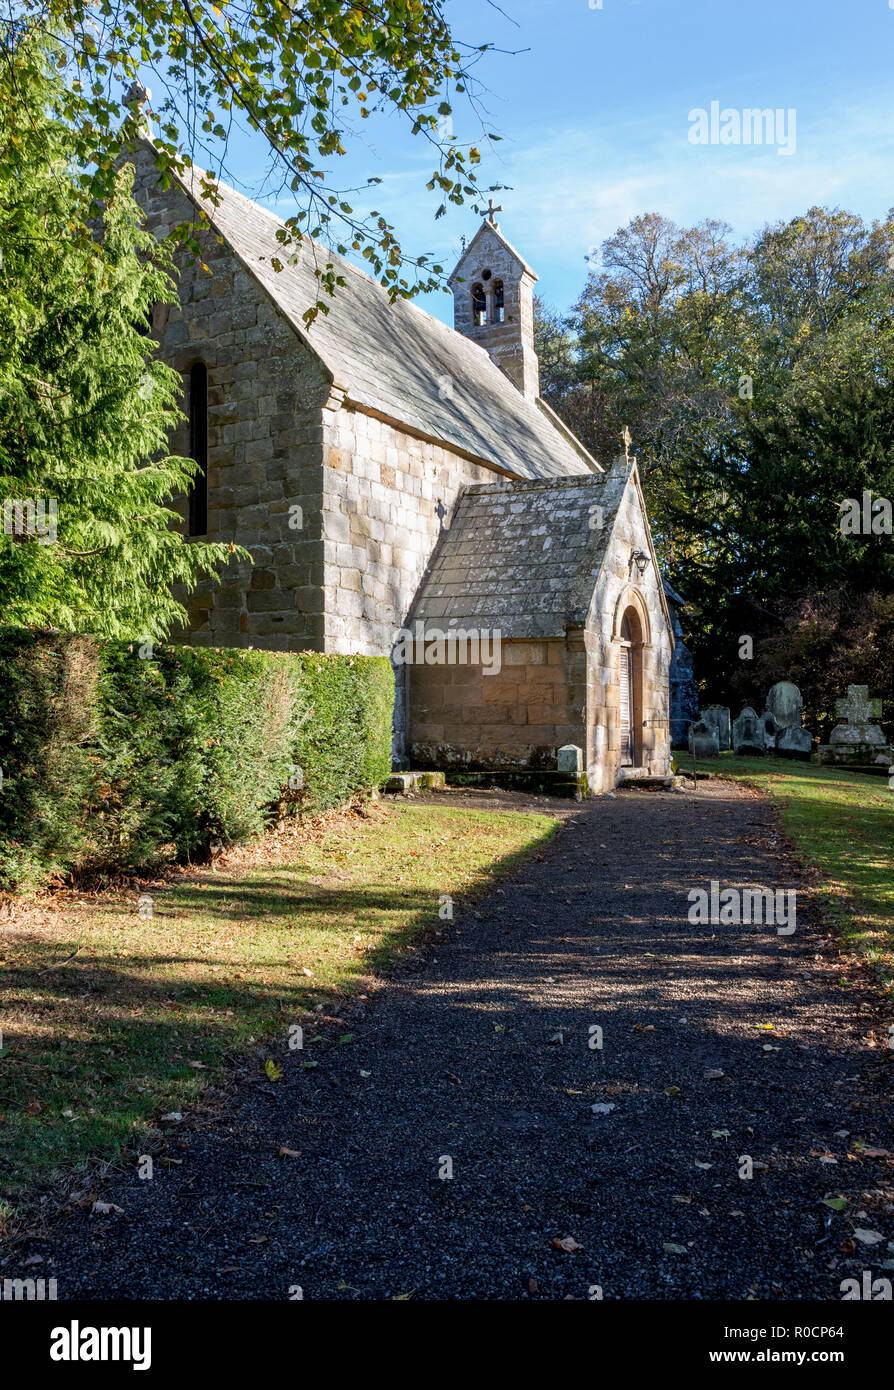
[218,0,894,324]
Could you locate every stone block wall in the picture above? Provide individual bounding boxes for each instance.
[320,406,493,656]
[408,637,587,769]
[132,148,332,651]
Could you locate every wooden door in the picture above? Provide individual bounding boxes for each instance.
[619,642,634,766]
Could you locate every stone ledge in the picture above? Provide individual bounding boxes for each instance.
[384,771,447,793]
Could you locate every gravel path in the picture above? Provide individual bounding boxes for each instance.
[34,781,894,1300]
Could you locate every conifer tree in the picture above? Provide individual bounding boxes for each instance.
[0,30,237,638]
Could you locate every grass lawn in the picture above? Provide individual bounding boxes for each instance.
[0,798,557,1217]
[712,754,894,990]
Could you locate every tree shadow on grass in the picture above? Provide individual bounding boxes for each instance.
[0,822,558,1198]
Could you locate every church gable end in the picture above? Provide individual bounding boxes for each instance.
[408,464,673,792]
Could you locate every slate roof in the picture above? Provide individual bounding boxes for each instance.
[663,578,686,608]
[411,468,632,639]
[168,157,596,482]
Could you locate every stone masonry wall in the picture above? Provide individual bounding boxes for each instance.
[132,148,333,651]
[408,637,587,770]
[320,406,494,656]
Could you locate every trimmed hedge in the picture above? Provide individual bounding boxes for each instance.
[290,653,393,817]
[0,629,393,892]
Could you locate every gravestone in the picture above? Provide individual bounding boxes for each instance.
[760,711,777,750]
[819,685,893,766]
[701,705,731,752]
[777,726,813,759]
[766,681,803,733]
[688,719,719,758]
[557,744,583,775]
[732,706,765,755]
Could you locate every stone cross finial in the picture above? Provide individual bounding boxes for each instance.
[621,425,632,461]
[835,685,882,726]
[125,81,153,135]
[481,198,503,225]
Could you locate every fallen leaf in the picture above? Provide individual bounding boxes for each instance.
[265,1059,283,1081]
[552,1235,583,1253]
[853,1228,885,1245]
[591,1103,615,1115]
[695,1161,713,1170]
[704,1069,724,1080]
[92,1201,124,1215]
[663,1242,688,1255]
[160,1112,182,1122]
[278,1146,301,1158]
[711,1129,730,1139]
[339,1033,354,1045]
[822,1197,847,1212]
[247,1236,269,1245]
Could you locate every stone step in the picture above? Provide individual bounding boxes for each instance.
[617,768,674,790]
[384,770,447,793]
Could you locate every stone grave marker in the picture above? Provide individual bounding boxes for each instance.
[688,719,719,758]
[766,681,803,733]
[557,744,583,774]
[819,685,893,766]
[732,706,765,756]
[760,711,777,750]
[701,705,731,752]
[777,726,813,759]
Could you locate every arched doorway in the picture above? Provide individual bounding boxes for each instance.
[618,608,643,767]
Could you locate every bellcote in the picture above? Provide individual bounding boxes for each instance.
[448,215,540,401]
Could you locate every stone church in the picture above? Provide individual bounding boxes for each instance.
[132,144,674,794]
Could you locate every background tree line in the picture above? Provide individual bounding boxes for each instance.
[535,208,894,736]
